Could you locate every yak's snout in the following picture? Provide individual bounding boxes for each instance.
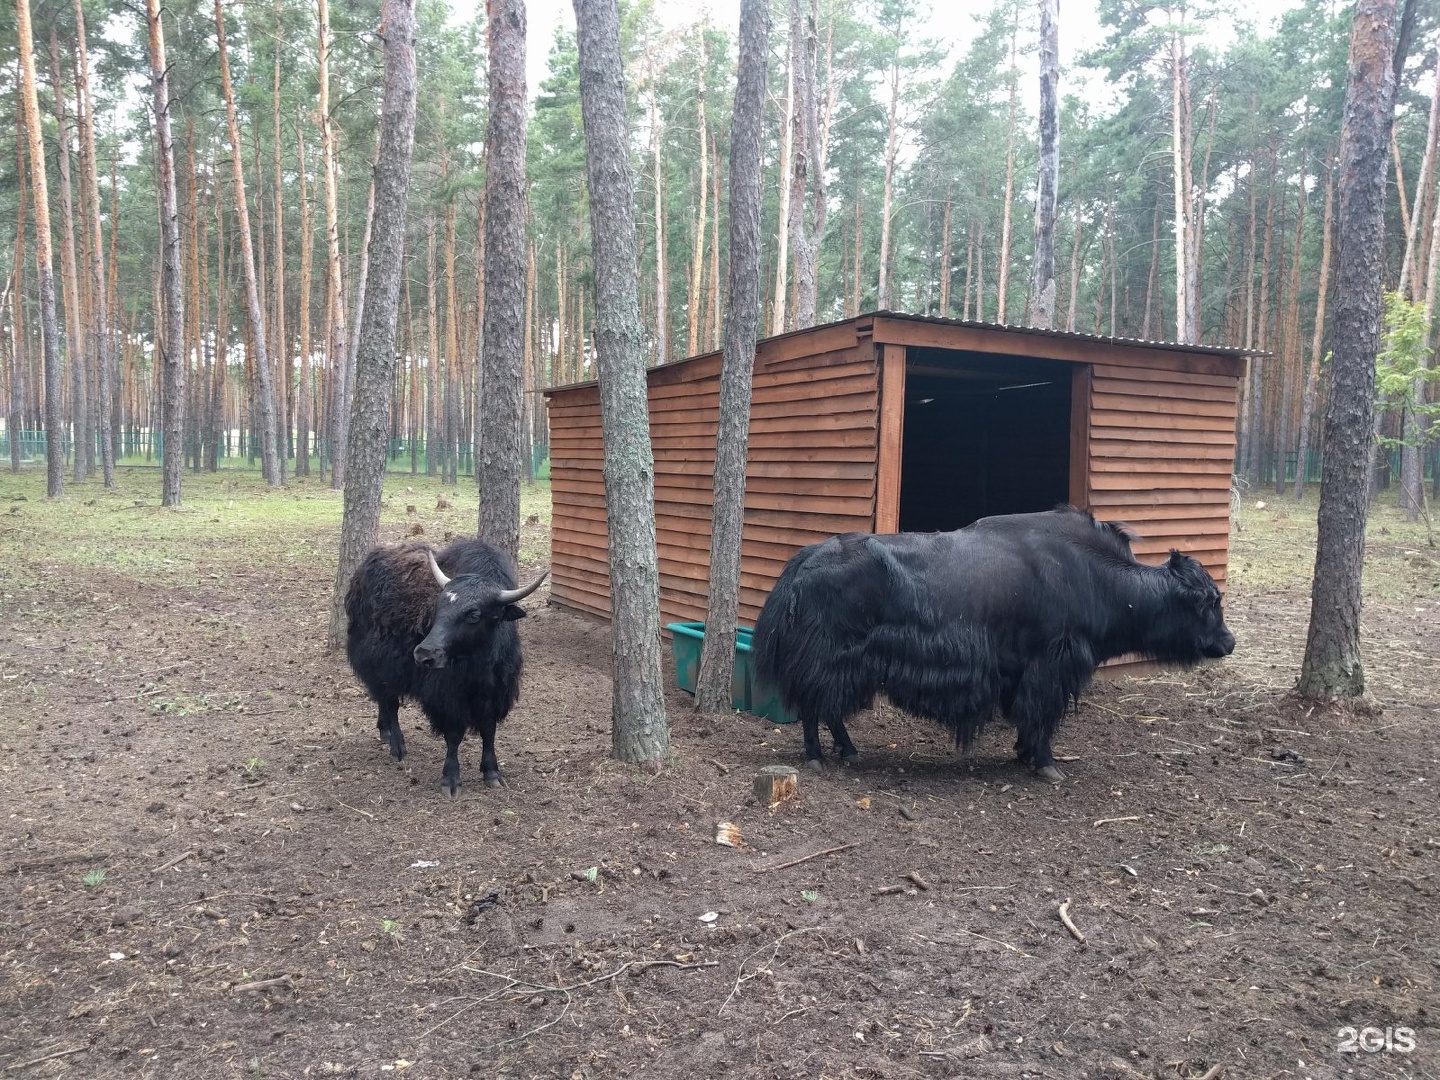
[413,641,447,669]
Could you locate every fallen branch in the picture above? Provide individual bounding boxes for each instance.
[6,852,108,874]
[231,975,294,994]
[1195,1064,1225,1080]
[1058,898,1086,944]
[4,1047,88,1073]
[904,871,931,891]
[151,850,196,875]
[338,802,375,820]
[751,843,857,873]
[720,927,821,1014]
[1093,816,1141,827]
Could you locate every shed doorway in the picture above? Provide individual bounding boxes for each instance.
[897,348,1076,533]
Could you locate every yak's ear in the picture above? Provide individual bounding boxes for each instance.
[501,604,527,622]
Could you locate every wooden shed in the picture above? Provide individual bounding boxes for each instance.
[544,312,1255,628]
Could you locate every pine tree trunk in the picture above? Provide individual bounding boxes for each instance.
[574,0,669,764]
[1275,156,1307,494]
[272,0,288,482]
[184,124,203,472]
[72,1,113,486]
[877,46,900,310]
[997,14,1018,324]
[1028,0,1059,329]
[1170,20,1192,343]
[146,0,185,505]
[772,50,792,336]
[939,188,953,316]
[650,78,669,362]
[1401,147,1440,520]
[426,216,439,476]
[851,175,862,316]
[46,29,89,484]
[1142,185,1161,339]
[697,0,767,711]
[477,0,527,564]
[1247,163,1275,488]
[215,0,279,485]
[7,143,26,475]
[688,28,708,360]
[1065,214,1081,332]
[786,0,811,331]
[708,141,721,351]
[318,0,350,487]
[1294,157,1336,500]
[328,0,418,650]
[296,118,314,475]
[1298,0,1398,698]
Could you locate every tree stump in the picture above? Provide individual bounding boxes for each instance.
[753,765,799,808]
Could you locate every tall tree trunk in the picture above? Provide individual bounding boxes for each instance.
[877,39,900,310]
[786,0,811,330]
[184,124,202,472]
[650,75,669,361]
[1170,15,1193,343]
[8,135,26,475]
[425,215,439,476]
[1065,214,1081,333]
[851,174,862,316]
[272,0,288,482]
[708,141,721,351]
[46,28,89,483]
[697,0,767,710]
[1028,0,1059,329]
[318,0,350,487]
[18,0,65,496]
[1398,49,1440,302]
[772,51,792,336]
[1247,161,1276,488]
[1401,151,1440,519]
[215,0,279,484]
[1276,155,1308,494]
[1298,0,1398,698]
[938,187,953,316]
[296,116,313,476]
[72,1,113,486]
[146,0,185,505]
[574,0,669,764]
[1294,157,1335,500]
[997,13,1019,323]
[687,25,708,359]
[328,0,418,649]
[1142,184,1162,339]
[477,0,527,564]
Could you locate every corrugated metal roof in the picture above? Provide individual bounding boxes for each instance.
[863,309,1271,359]
[545,309,1267,394]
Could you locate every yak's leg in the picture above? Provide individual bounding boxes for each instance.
[800,712,826,772]
[377,696,406,761]
[441,730,465,797]
[827,717,858,762]
[1008,665,1067,783]
[475,716,505,788]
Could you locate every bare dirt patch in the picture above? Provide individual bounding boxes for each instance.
[1,473,1436,1079]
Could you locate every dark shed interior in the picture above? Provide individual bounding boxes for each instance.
[899,348,1074,532]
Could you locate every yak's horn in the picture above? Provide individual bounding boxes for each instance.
[496,568,549,605]
[427,550,452,589]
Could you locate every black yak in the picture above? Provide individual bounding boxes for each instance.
[751,506,1234,780]
[344,539,548,795]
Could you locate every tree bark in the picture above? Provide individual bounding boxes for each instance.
[8,132,27,476]
[574,0,670,764]
[318,0,350,487]
[215,0,279,485]
[1275,153,1307,495]
[328,0,419,649]
[477,0,527,564]
[938,188,953,316]
[1294,156,1336,500]
[1298,0,1398,699]
[877,31,901,310]
[72,1,113,486]
[1028,0,1059,329]
[146,0,185,506]
[997,13,1019,324]
[687,25,708,360]
[1170,14,1193,343]
[272,0,289,482]
[772,53,793,337]
[786,0,811,331]
[650,74,669,362]
[697,0,768,711]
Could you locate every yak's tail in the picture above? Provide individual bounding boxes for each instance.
[751,542,825,690]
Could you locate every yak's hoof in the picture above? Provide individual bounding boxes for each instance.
[483,774,504,789]
[1036,764,1065,783]
[389,742,406,762]
[806,757,825,774]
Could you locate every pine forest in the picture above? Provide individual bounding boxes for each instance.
[3,0,1440,502]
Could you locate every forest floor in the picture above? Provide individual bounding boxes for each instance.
[0,467,1437,1080]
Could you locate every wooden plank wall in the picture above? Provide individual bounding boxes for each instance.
[547,338,880,627]
[1083,354,1240,584]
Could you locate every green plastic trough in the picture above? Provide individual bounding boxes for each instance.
[666,622,797,724]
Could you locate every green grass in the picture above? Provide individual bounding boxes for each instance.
[1229,483,1439,598]
[0,466,554,593]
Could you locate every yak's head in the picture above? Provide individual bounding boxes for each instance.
[1163,551,1235,662]
[413,552,549,669]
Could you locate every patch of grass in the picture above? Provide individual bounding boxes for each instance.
[1229,485,1440,599]
[82,868,107,888]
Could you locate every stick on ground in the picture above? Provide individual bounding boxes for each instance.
[751,843,857,873]
[1058,898,1086,943]
[5,1047,89,1072]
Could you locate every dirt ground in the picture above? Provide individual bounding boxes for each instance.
[1,474,1437,1080]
